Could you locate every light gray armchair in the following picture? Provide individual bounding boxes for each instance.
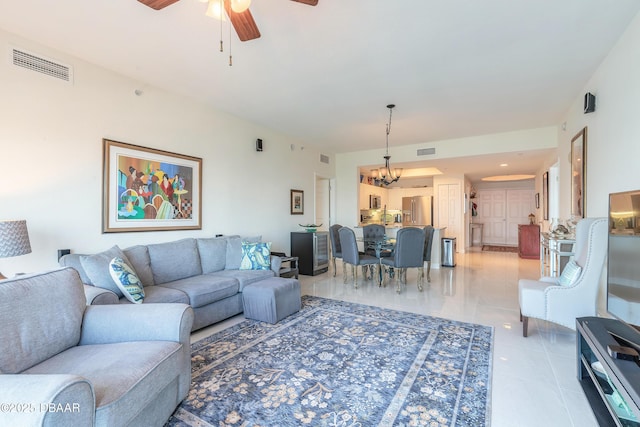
[0,267,194,427]
[518,217,607,337]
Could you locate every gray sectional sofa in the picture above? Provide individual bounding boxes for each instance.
[60,235,282,331]
[0,267,193,427]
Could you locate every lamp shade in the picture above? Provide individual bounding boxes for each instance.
[0,220,32,258]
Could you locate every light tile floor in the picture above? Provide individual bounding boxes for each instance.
[192,249,598,427]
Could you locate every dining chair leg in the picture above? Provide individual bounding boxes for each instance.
[426,261,432,282]
[353,265,359,288]
[417,267,424,291]
[375,264,382,287]
[381,265,388,287]
[332,257,337,277]
[343,263,351,284]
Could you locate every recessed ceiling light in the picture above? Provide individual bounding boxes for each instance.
[482,174,535,182]
[500,163,508,167]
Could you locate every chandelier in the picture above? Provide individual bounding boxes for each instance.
[372,104,402,186]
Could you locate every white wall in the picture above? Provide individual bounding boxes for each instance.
[0,29,335,276]
[558,12,640,220]
[556,11,640,313]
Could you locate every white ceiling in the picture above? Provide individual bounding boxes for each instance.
[1,0,639,180]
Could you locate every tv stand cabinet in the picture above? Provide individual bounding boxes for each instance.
[577,317,640,426]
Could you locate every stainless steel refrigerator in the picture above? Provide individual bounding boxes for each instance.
[402,196,433,226]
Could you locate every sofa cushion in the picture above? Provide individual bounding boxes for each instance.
[109,257,145,304]
[224,235,243,270]
[225,235,262,270]
[23,340,181,427]
[240,242,272,270]
[80,246,133,297]
[123,245,154,287]
[197,237,227,274]
[158,275,239,308]
[210,269,276,292]
[0,268,86,373]
[119,285,189,305]
[147,238,202,284]
[59,253,92,284]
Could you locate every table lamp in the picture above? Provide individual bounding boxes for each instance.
[0,220,32,280]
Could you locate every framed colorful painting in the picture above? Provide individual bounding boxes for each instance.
[103,139,202,232]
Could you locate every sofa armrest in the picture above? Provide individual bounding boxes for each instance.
[80,303,193,345]
[83,284,119,305]
[538,276,560,285]
[270,255,282,275]
[0,374,95,427]
[80,303,194,400]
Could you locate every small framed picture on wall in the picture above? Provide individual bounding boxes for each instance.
[290,189,304,215]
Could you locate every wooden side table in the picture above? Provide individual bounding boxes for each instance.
[518,224,540,259]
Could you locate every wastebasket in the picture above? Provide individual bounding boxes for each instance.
[441,237,456,267]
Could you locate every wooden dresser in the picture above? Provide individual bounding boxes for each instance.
[518,224,540,259]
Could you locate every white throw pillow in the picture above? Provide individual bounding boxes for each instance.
[558,260,582,286]
[109,257,145,303]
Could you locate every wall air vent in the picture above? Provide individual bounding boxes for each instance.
[11,47,73,83]
[320,154,330,164]
[417,148,436,156]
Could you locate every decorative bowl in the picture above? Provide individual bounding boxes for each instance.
[299,223,322,233]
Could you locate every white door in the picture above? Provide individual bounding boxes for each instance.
[315,177,330,231]
[438,183,461,245]
[477,189,534,245]
[477,190,507,245]
[506,189,535,245]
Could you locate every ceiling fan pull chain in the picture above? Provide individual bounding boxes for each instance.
[219,8,224,52]
[229,20,233,66]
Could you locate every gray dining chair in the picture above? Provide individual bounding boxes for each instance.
[381,227,426,293]
[363,224,392,258]
[338,227,380,287]
[329,223,345,277]
[423,225,435,282]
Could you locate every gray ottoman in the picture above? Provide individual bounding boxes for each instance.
[242,277,301,324]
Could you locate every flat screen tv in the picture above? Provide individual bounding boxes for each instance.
[607,190,640,334]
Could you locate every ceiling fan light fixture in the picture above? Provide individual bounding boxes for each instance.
[206,0,226,21]
[230,0,251,13]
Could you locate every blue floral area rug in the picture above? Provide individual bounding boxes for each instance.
[166,296,493,426]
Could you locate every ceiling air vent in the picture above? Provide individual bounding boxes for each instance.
[320,154,330,164]
[417,148,436,156]
[11,47,73,83]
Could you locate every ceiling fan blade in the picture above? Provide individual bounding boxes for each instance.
[224,1,261,41]
[137,0,180,10]
[291,0,318,5]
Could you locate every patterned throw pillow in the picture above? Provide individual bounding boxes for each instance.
[558,260,582,286]
[109,257,145,303]
[240,242,272,270]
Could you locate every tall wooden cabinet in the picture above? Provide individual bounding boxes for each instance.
[518,224,540,259]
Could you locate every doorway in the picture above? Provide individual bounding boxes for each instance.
[315,175,333,230]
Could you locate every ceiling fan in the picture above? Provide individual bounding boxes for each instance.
[138,0,318,42]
